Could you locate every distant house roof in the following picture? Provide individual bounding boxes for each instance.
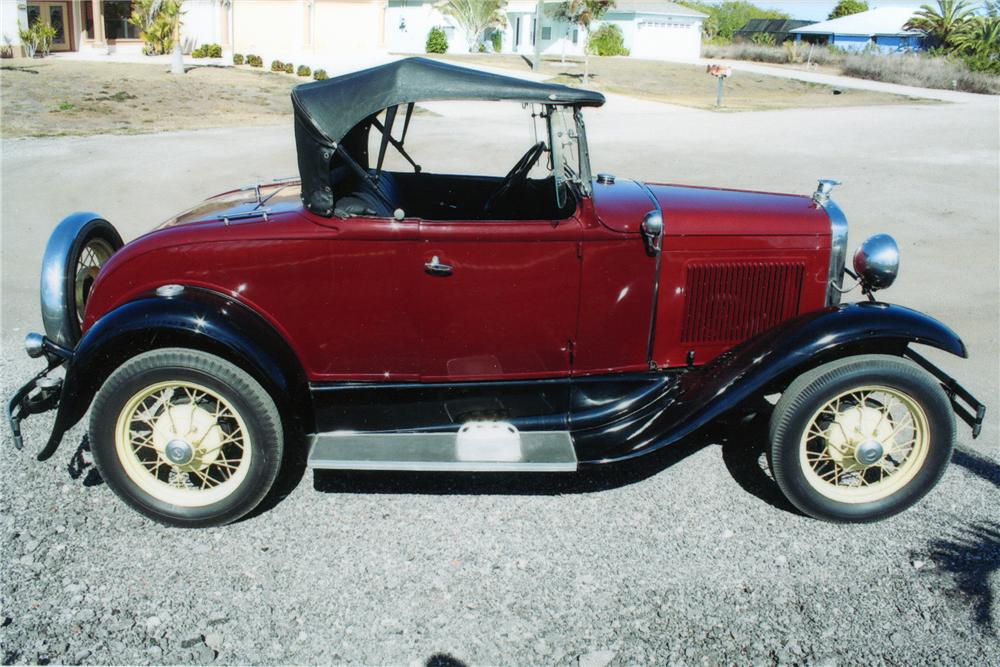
[790,7,922,37]
[610,1,708,18]
[736,19,815,36]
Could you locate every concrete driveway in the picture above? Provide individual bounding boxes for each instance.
[2,92,998,665]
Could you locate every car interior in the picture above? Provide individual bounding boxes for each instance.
[329,105,578,222]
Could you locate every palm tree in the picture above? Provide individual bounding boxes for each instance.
[952,16,1000,57]
[437,0,507,53]
[548,0,614,84]
[904,0,977,49]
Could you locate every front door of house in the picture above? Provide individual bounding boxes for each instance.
[26,2,72,52]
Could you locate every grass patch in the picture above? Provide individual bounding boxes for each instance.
[436,54,922,111]
[702,43,1000,95]
[1,59,299,138]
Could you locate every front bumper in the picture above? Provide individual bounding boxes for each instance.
[7,334,73,453]
[905,349,987,439]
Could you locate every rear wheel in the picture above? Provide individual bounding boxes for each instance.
[65,219,122,342]
[89,348,283,527]
[769,355,954,523]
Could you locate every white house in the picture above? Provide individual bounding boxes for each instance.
[790,7,924,53]
[384,0,706,61]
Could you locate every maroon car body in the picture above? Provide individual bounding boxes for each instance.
[9,58,983,527]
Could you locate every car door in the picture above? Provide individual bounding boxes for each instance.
[417,216,583,382]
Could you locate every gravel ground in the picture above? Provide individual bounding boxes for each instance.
[1,90,998,665]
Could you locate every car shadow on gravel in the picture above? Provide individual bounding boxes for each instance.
[951,447,1000,488]
[66,435,103,487]
[925,520,1000,632]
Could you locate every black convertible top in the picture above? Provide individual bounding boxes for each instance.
[292,57,605,216]
[292,57,605,145]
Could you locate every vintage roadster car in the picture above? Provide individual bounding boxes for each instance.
[9,58,985,527]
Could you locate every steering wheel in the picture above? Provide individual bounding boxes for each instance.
[483,142,546,213]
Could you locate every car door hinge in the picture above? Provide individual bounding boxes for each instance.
[567,339,576,365]
[576,241,583,259]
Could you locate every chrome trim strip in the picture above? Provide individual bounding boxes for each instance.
[638,183,664,367]
[821,197,849,305]
[40,212,105,347]
[307,431,577,472]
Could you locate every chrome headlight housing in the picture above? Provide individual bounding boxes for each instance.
[853,233,900,291]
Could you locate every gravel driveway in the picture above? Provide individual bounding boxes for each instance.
[1,91,998,666]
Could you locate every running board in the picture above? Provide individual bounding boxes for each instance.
[307,430,577,472]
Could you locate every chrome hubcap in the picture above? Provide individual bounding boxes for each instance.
[163,438,195,466]
[854,439,885,466]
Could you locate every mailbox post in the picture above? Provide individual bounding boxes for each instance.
[706,64,732,108]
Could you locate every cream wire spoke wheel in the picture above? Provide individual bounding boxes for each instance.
[114,380,253,508]
[799,385,929,504]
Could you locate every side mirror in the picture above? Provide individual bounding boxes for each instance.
[641,211,663,255]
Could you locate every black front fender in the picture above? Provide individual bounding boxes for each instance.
[37,287,308,460]
[574,302,968,463]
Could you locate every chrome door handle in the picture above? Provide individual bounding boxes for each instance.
[424,256,453,276]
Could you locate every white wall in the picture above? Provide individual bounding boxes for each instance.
[1,0,26,51]
[385,1,469,54]
[181,0,226,51]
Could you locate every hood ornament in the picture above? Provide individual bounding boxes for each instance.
[813,178,842,204]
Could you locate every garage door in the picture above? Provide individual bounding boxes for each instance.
[631,20,700,61]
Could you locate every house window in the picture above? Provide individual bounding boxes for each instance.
[572,29,578,44]
[103,1,139,40]
[541,26,551,40]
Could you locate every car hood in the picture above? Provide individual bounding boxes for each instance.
[592,179,829,236]
[157,182,302,229]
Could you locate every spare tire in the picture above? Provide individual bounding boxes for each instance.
[41,212,123,347]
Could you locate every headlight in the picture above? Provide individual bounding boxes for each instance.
[853,233,900,291]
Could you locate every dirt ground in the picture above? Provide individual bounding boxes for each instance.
[0,59,301,138]
[439,54,930,110]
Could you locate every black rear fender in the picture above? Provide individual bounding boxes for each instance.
[38,287,309,460]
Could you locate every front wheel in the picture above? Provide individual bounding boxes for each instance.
[89,348,283,527]
[769,354,954,523]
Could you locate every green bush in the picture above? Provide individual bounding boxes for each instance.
[271,59,284,72]
[192,45,206,58]
[284,62,294,74]
[750,32,776,46]
[491,30,502,53]
[426,26,448,54]
[313,68,329,80]
[297,64,311,77]
[246,54,262,68]
[587,24,628,56]
[233,53,244,65]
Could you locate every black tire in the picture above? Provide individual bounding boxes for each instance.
[89,348,283,528]
[65,218,123,343]
[769,354,954,523]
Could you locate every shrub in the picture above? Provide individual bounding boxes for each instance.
[17,21,40,58]
[246,54,262,67]
[313,68,328,80]
[284,62,294,74]
[271,59,284,72]
[587,24,628,56]
[750,32,776,46]
[192,45,206,58]
[128,0,182,55]
[491,30,502,53]
[426,26,448,54]
[233,53,244,65]
[194,43,222,58]
[297,64,311,77]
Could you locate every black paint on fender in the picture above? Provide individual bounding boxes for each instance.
[572,302,969,463]
[36,287,309,460]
